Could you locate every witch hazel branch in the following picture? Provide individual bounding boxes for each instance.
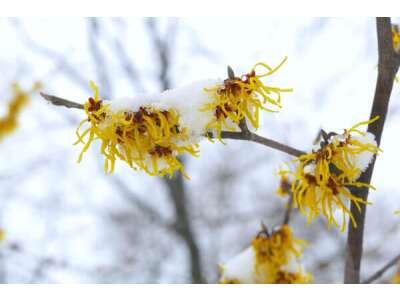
[41,19,400,283]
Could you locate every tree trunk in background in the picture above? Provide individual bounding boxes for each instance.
[164,173,204,283]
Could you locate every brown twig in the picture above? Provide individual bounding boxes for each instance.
[362,253,400,284]
[344,17,400,284]
[40,92,84,110]
[282,193,294,225]
[220,130,305,157]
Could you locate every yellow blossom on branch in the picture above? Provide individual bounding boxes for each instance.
[276,171,292,197]
[75,82,199,178]
[0,82,41,142]
[279,117,381,231]
[393,25,400,53]
[219,225,312,284]
[201,58,292,142]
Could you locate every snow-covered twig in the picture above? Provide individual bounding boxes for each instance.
[40,92,306,158]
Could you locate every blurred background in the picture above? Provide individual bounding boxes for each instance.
[0,17,399,283]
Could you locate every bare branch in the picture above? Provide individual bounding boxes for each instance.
[87,18,113,98]
[362,253,400,284]
[113,34,146,93]
[344,17,400,284]
[282,193,294,225]
[40,92,84,110]
[220,131,305,157]
[110,175,169,228]
[11,19,90,91]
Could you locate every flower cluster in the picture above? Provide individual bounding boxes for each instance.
[201,58,292,142]
[0,83,41,142]
[75,59,290,177]
[219,225,312,284]
[75,82,199,178]
[279,118,381,231]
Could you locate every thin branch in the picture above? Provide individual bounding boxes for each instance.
[146,18,204,284]
[11,19,90,91]
[220,131,305,157]
[344,17,400,284]
[282,193,294,225]
[40,92,84,110]
[362,253,400,284]
[110,175,170,228]
[87,18,112,98]
[113,34,146,93]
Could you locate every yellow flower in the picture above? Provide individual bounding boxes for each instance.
[393,25,400,53]
[0,82,41,142]
[201,58,292,142]
[279,118,381,231]
[0,228,5,242]
[75,82,199,178]
[219,225,312,284]
[277,170,292,197]
[392,272,400,284]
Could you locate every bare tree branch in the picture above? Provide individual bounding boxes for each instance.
[87,18,113,98]
[113,36,146,93]
[219,131,305,157]
[40,92,84,110]
[110,175,170,228]
[344,17,400,284]
[362,253,400,284]
[282,194,294,225]
[145,18,205,283]
[11,19,90,91]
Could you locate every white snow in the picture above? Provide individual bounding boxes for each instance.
[220,238,307,283]
[108,79,222,142]
[350,132,377,175]
[220,246,256,283]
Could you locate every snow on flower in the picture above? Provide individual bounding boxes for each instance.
[201,58,292,142]
[75,81,207,178]
[0,82,41,142]
[74,59,291,177]
[278,117,381,231]
[219,225,312,284]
